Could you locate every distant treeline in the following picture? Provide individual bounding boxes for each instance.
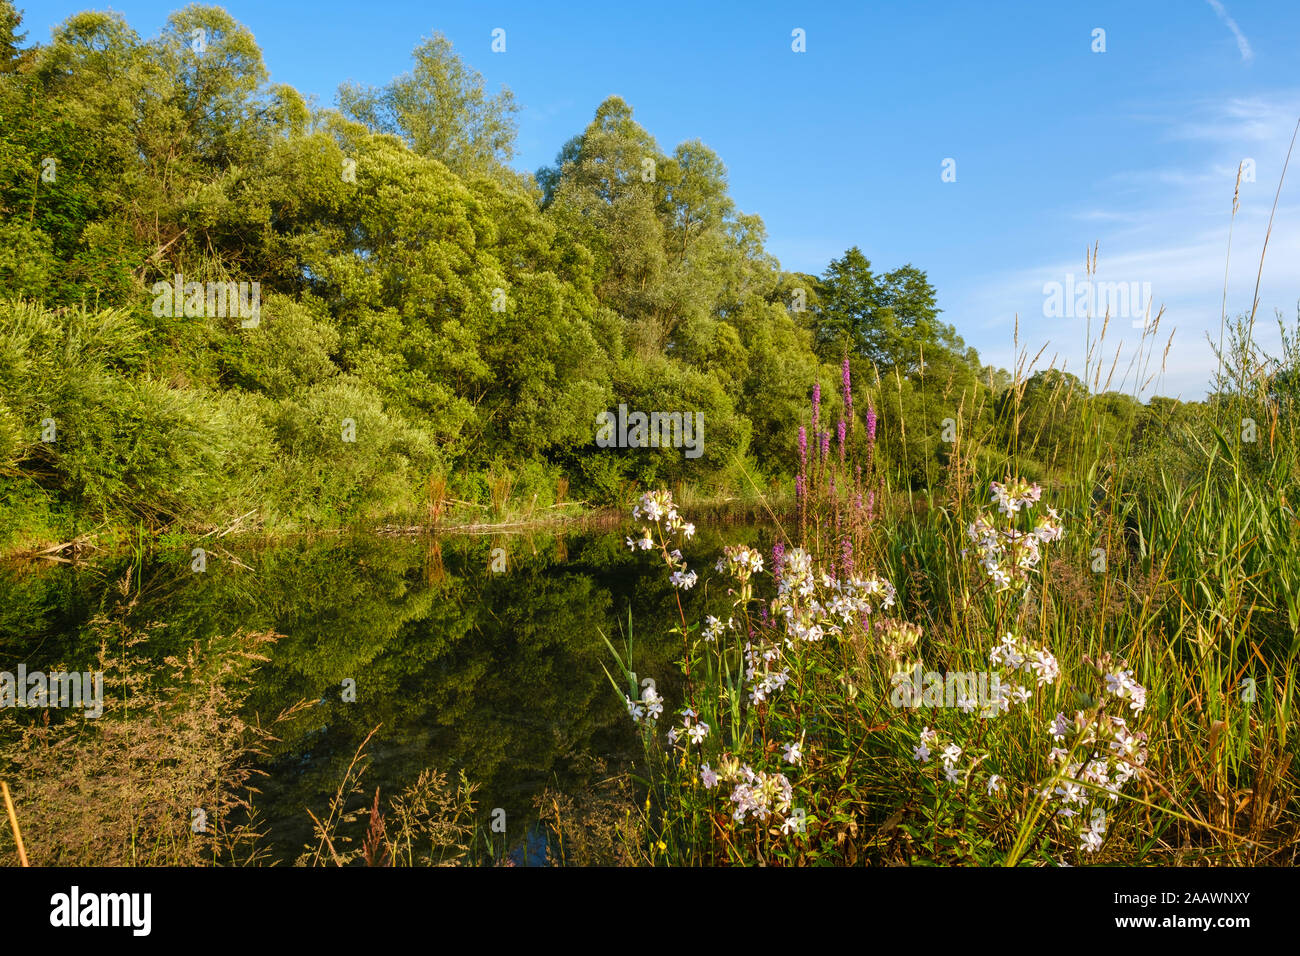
[0,3,1292,549]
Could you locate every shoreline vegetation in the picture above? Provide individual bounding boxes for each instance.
[596,352,1300,866]
[1,489,794,561]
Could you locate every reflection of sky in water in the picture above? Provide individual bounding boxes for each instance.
[508,824,552,867]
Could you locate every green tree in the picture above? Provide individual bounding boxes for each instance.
[811,247,962,375]
[338,32,518,181]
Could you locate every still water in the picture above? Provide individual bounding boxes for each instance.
[1,522,769,864]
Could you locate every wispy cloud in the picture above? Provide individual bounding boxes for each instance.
[953,91,1300,398]
[1162,95,1298,143]
[1206,0,1254,64]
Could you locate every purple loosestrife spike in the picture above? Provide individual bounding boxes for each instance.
[838,419,847,461]
[772,540,785,585]
[811,382,821,432]
[842,357,853,420]
[866,405,877,444]
[820,430,831,460]
[795,474,805,509]
[841,537,854,578]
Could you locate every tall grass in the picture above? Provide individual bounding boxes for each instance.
[604,148,1300,865]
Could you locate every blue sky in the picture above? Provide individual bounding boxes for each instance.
[21,0,1300,398]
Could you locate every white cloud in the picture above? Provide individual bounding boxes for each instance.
[1206,0,1254,64]
[952,89,1300,400]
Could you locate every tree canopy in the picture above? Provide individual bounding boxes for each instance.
[6,1,1229,543]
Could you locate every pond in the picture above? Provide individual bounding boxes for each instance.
[0,521,773,864]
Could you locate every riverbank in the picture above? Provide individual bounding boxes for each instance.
[0,489,795,562]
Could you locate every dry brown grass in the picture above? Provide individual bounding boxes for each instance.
[534,759,645,866]
[426,473,449,525]
[297,725,480,867]
[0,618,288,866]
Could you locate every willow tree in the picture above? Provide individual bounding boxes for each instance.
[338,32,519,182]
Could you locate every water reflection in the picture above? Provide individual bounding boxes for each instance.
[0,523,769,864]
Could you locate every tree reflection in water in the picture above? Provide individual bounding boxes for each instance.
[0,522,768,863]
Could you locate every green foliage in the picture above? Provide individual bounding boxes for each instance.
[0,6,854,539]
[338,32,519,182]
[0,0,1253,550]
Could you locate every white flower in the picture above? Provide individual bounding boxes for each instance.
[670,569,698,590]
[990,632,1024,669]
[1034,508,1064,543]
[640,685,663,719]
[1084,759,1110,786]
[1028,649,1060,686]
[1049,712,1070,741]
[1109,725,1141,758]
[913,741,931,763]
[986,774,1003,796]
[688,723,709,745]
[625,695,644,722]
[1104,669,1130,695]
[1079,827,1104,853]
[700,764,718,789]
[1054,779,1085,805]
[782,741,803,765]
[1105,668,1147,712]
[940,743,962,768]
[635,492,667,522]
